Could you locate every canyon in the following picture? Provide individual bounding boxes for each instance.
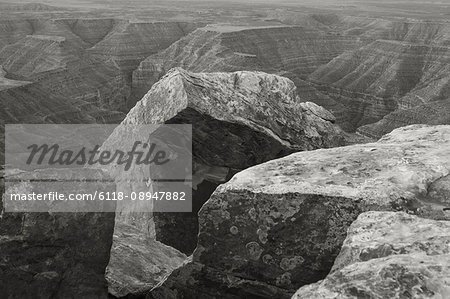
[1,7,450,136]
[0,17,202,125]
[132,19,450,136]
[1,1,450,299]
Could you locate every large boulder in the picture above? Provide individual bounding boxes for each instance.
[148,125,450,299]
[0,168,115,298]
[117,67,345,254]
[293,211,450,298]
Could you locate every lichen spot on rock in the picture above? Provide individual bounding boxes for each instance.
[229,226,239,235]
[275,272,292,287]
[246,241,263,260]
[257,227,269,244]
[262,254,274,265]
[280,256,305,271]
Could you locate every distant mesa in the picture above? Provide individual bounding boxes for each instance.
[0,2,63,11]
[131,25,361,108]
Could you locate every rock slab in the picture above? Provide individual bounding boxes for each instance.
[293,211,450,298]
[149,125,450,299]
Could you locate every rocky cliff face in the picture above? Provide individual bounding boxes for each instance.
[131,25,361,104]
[88,21,202,73]
[130,19,450,138]
[148,124,450,299]
[0,81,112,124]
[0,19,33,50]
[308,21,450,135]
[293,211,450,298]
[0,18,203,118]
[358,99,450,138]
[69,18,116,46]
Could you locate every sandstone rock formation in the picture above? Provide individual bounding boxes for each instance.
[118,67,345,255]
[293,211,450,298]
[148,125,450,299]
[0,168,116,298]
[131,25,361,103]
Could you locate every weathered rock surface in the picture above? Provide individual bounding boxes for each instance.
[0,169,116,298]
[121,67,345,254]
[131,25,361,104]
[148,125,450,299]
[106,223,186,298]
[293,211,450,298]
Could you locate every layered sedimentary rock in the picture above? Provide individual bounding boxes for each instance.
[309,36,450,134]
[88,21,203,73]
[1,34,82,76]
[0,19,33,50]
[293,211,450,298]
[0,18,203,115]
[382,21,450,45]
[358,99,450,138]
[0,82,95,123]
[0,3,62,12]
[69,18,116,46]
[0,169,116,298]
[106,223,187,298]
[0,77,126,124]
[149,125,450,299]
[131,25,361,103]
[0,66,31,91]
[0,32,131,112]
[119,67,345,255]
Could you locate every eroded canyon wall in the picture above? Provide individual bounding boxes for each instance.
[131,25,362,105]
[0,18,203,119]
[309,21,450,135]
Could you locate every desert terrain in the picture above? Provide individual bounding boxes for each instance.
[0,1,450,298]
